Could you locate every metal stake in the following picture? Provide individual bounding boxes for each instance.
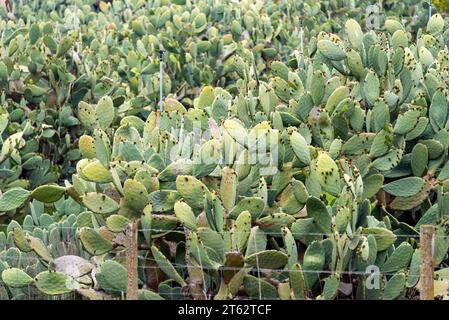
[159,49,165,112]
[429,0,432,20]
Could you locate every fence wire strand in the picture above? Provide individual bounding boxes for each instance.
[0,224,441,239]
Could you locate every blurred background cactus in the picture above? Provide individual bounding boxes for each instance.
[435,0,449,13]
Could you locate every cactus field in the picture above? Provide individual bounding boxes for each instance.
[1,0,449,301]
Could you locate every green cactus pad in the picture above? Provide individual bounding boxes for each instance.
[82,193,119,215]
[363,70,380,106]
[174,201,197,230]
[345,19,363,48]
[243,275,278,299]
[362,174,384,199]
[220,167,238,210]
[245,227,267,257]
[56,36,73,57]
[79,135,96,159]
[80,160,112,183]
[289,130,310,165]
[95,260,127,295]
[257,213,295,234]
[325,86,349,113]
[323,274,340,300]
[2,268,33,288]
[411,143,428,177]
[27,235,53,262]
[279,184,305,214]
[123,179,149,212]
[12,227,32,252]
[30,185,66,203]
[78,101,97,129]
[175,175,207,210]
[303,241,325,290]
[427,14,445,35]
[95,96,115,130]
[35,271,78,295]
[393,109,420,135]
[135,169,159,193]
[381,242,413,273]
[363,227,397,251]
[93,129,111,168]
[106,215,130,233]
[383,272,406,300]
[197,86,215,109]
[228,197,265,220]
[148,190,181,213]
[159,159,194,181]
[314,152,341,195]
[245,250,288,269]
[140,204,152,244]
[429,89,448,130]
[317,40,346,61]
[310,71,325,105]
[371,149,403,172]
[389,181,431,211]
[406,249,420,288]
[151,245,186,287]
[291,218,322,245]
[383,177,425,197]
[420,140,444,159]
[306,196,332,234]
[232,210,251,252]
[151,215,179,236]
[290,263,306,300]
[78,227,113,255]
[0,188,30,212]
[369,127,393,158]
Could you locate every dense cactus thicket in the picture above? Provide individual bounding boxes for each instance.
[1,0,449,300]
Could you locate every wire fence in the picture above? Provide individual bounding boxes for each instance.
[1,261,449,301]
[0,222,446,300]
[2,224,446,239]
[0,223,427,252]
[1,251,447,279]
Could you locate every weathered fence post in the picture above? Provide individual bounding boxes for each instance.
[126,220,139,300]
[420,225,435,300]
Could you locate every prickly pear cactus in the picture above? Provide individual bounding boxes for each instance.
[0,0,448,301]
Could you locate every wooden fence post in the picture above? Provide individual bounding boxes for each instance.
[126,220,138,300]
[420,225,435,300]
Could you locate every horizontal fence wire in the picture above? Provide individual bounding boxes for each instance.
[0,224,435,239]
[1,252,448,277]
[1,267,449,301]
[0,282,436,300]
[135,262,449,276]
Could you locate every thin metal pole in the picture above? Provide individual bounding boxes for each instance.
[429,0,432,20]
[159,50,165,112]
[420,225,435,300]
[300,5,304,54]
